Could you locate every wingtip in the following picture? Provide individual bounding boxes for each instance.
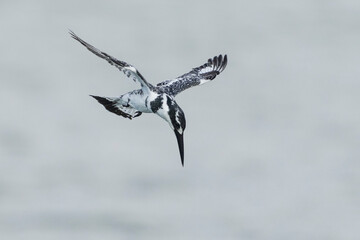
[212,54,228,70]
[68,29,76,38]
[89,95,102,102]
[222,54,228,71]
[69,30,85,44]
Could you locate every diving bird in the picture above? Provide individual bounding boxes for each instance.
[70,31,227,166]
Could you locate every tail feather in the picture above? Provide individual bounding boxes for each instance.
[90,95,142,119]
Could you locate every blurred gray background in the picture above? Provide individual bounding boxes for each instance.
[0,0,359,239]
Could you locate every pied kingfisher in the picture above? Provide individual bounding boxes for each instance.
[70,31,227,166]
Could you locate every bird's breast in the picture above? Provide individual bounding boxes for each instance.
[126,91,152,113]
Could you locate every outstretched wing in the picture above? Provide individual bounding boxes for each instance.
[70,30,152,91]
[157,54,227,96]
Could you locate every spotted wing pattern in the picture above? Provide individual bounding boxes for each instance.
[157,54,227,96]
[70,31,152,91]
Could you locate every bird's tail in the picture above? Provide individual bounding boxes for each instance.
[90,95,142,119]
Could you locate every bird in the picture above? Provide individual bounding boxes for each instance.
[70,30,227,166]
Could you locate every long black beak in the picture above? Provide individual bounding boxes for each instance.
[174,130,184,167]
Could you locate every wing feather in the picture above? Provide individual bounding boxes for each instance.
[157,54,227,96]
[90,95,142,120]
[70,30,152,91]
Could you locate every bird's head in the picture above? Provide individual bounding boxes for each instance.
[168,98,186,167]
[155,95,186,166]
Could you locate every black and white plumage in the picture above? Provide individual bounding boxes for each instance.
[157,54,227,96]
[70,31,227,166]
